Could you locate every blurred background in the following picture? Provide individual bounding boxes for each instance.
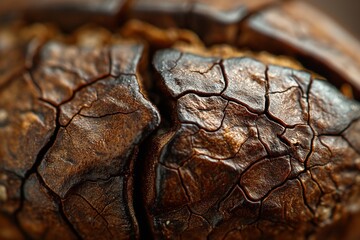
[305,0,360,39]
[0,0,359,40]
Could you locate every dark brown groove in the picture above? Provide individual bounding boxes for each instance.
[133,136,156,240]
[14,102,83,239]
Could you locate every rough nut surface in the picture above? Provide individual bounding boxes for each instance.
[0,40,159,239]
[0,0,360,239]
[146,49,360,239]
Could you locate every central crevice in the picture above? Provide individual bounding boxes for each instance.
[132,138,156,240]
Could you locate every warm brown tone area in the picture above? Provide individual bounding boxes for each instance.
[148,49,360,239]
[131,0,275,44]
[239,0,360,98]
[0,0,359,240]
[0,31,160,239]
[2,0,130,30]
[129,0,360,99]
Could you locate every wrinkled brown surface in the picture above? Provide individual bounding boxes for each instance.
[148,49,360,239]
[0,38,160,239]
[0,0,360,240]
[239,0,360,99]
[0,72,56,213]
